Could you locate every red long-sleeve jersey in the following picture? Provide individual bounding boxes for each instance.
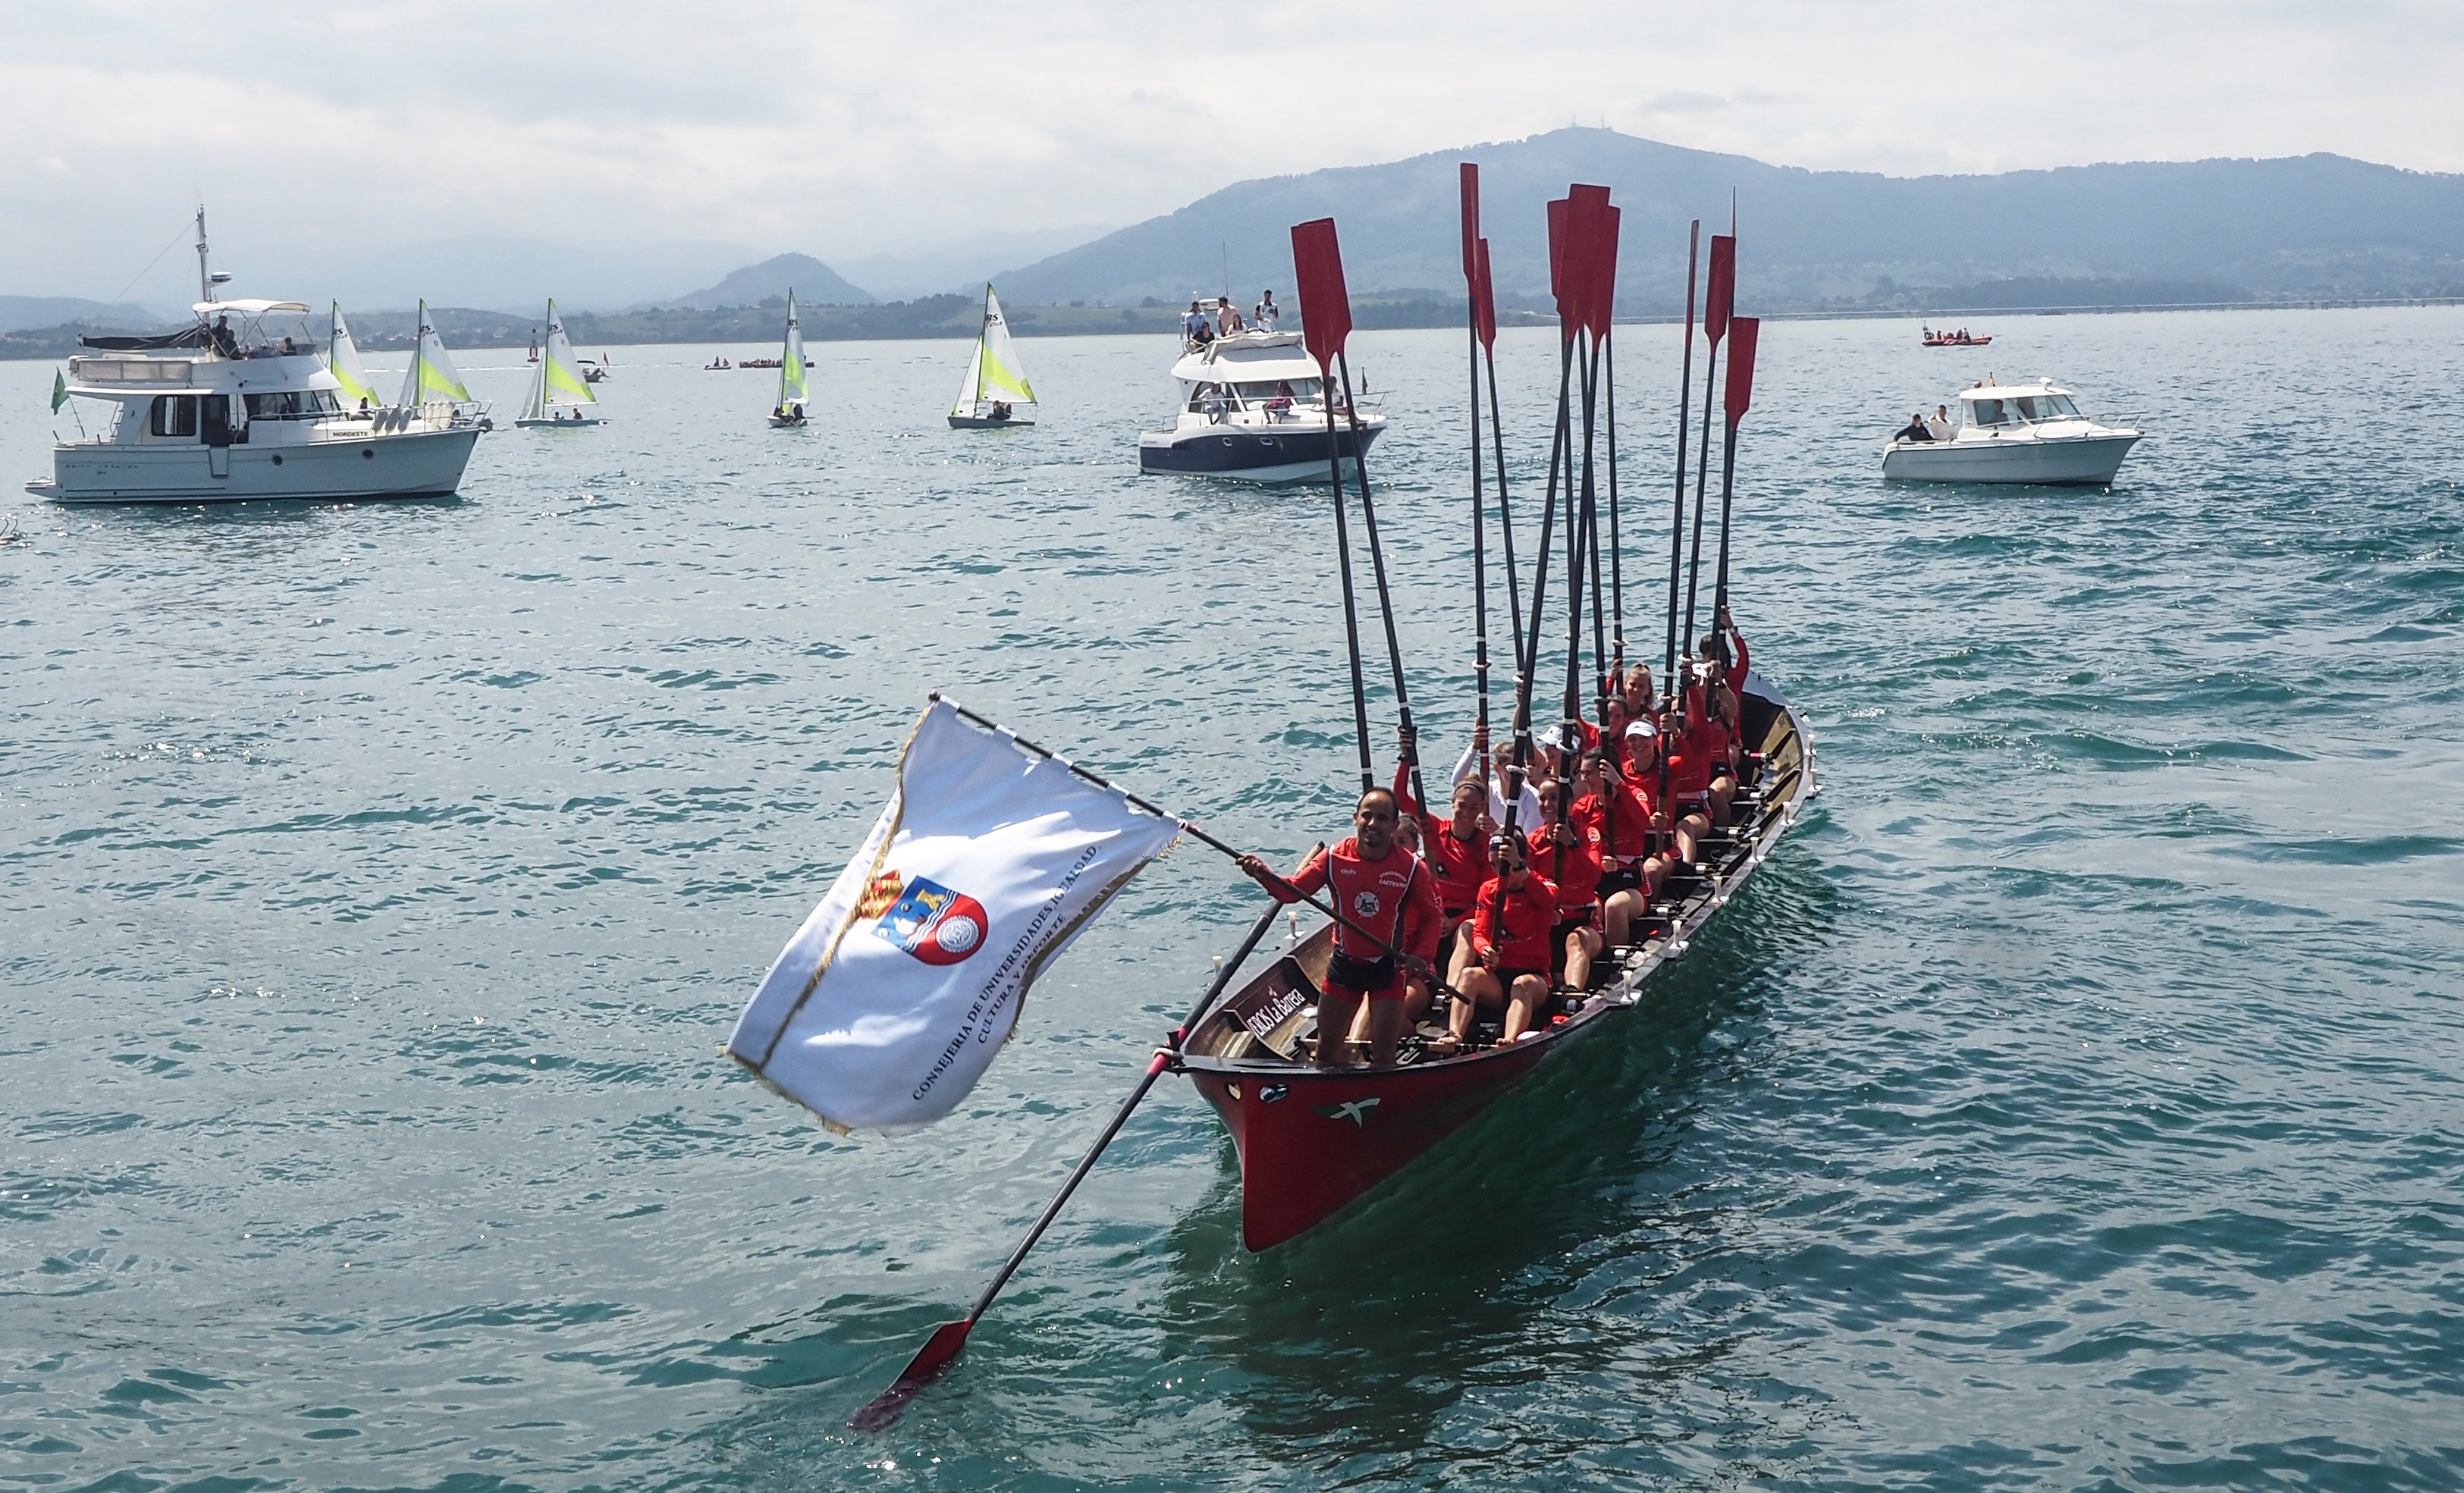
[1470,873,1560,972]
[1268,837,1441,964]
[1395,761,1488,917]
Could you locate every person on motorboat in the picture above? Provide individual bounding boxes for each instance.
[1264,380,1295,420]
[1196,384,1229,424]
[1896,412,1932,443]
[1530,777,1605,994]
[1183,302,1211,348]
[1235,787,1439,1070]
[1213,300,1244,337]
[1928,404,1955,441]
[1254,290,1279,330]
[1438,833,1559,1054]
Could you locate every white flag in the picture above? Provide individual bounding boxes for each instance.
[728,698,1184,1134]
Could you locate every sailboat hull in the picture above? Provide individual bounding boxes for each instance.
[516,418,601,428]
[947,414,1034,429]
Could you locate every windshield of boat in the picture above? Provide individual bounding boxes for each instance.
[1189,378,1321,412]
[1972,392,2082,426]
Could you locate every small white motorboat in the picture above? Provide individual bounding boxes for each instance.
[1137,310,1384,482]
[1882,378,2140,485]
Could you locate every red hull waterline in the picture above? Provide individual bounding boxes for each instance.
[1179,680,1816,1251]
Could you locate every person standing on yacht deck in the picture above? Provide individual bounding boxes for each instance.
[1254,290,1279,330]
[1927,404,1954,440]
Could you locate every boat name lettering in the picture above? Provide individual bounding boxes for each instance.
[1242,987,1306,1043]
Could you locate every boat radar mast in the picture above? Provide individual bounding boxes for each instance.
[192,207,233,310]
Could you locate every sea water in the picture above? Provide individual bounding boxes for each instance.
[2,308,2459,1490]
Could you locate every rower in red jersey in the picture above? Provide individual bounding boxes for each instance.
[1530,777,1605,993]
[1582,734,1668,944]
[1436,833,1559,1055]
[1659,688,1721,867]
[1237,786,1440,1069]
[1393,724,1493,942]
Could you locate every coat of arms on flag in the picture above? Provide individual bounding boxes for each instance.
[874,878,987,965]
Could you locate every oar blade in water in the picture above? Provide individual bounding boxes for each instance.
[849,1319,972,1432]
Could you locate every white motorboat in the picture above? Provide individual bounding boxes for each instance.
[947,284,1035,428]
[516,300,601,428]
[1137,312,1384,482]
[1882,378,2140,485]
[28,212,487,505]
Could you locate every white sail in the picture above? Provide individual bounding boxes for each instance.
[948,340,986,417]
[398,300,472,409]
[974,286,1034,407]
[777,291,807,409]
[327,303,382,411]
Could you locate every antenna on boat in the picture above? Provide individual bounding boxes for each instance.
[194,206,212,309]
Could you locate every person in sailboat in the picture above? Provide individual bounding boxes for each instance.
[990,401,1012,422]
[1235,787,1440,1070]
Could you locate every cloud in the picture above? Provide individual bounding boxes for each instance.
[3,1,2459,303]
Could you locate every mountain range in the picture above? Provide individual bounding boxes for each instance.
[987,127,2464,309]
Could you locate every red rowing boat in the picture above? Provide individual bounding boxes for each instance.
[1922,327,1992,347]
[1176,677,1817,1250]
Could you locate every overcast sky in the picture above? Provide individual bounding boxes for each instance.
[6,1,2458,304]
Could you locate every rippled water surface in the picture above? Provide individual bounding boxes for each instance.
[5,308,2462,1491]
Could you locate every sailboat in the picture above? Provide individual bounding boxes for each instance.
[767,290,808,428]
[947,284,1035,428]
[326,303,385,414]
[399,301,485,428]
[516,299,601,428]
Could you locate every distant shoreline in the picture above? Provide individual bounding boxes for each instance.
[5,293,2459,362]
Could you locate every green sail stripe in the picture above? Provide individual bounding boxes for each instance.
[978,353,1034,402]
[419,358,470,403]
[544,358,595,401]
[783,350,806,400]
[332,365,379,406]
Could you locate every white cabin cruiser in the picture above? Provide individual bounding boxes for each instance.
[1882,378,2140,486]
[27,212,486,505]
[1137,324,1384,482]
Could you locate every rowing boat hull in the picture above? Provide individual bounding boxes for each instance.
[1185,1037,1553,1250]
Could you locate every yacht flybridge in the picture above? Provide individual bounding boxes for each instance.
[1137,315,1384,482]
[27,211,487,504]
[1882,378,2140,485]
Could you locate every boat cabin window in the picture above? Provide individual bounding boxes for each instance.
[149,394,199,438]
[1969,397,2008,426]
[1186,381,1235,413]
[1235,378,1318,403]
[2042,394,2080,418]
[244,390,343,419]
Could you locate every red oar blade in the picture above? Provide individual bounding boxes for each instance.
[1290,218,1351,375]
[1705,234,1737,346]
[1474,237,1499,351]
[1725,316,1760,425]
[849,1318,973,1432]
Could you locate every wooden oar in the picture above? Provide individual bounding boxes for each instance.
[849,896,1288,1432]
